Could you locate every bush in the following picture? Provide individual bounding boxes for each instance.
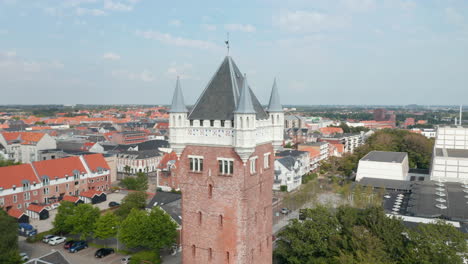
[130,250,161,264]
[302,173,318,184]
[280,185,288,192]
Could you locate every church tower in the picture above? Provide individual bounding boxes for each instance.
[168,56,283,264]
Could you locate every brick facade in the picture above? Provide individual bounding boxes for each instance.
[179,143,273,264]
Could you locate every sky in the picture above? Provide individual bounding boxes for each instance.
[0,0,467,106]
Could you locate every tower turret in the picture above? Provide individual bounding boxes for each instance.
[168,76,188,157]
[234,74,257,162]
[267,78,284,151]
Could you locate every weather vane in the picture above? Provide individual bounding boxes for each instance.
[225,32,230,55]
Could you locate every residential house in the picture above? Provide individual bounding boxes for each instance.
[0,132,57,163]
[273,150,310,192]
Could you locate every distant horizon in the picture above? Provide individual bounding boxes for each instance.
[0,1,467,105]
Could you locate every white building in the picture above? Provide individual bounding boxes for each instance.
[431,125,468,183]
[273,153,309,192]
[0,132,57,163]
[356,151,409,182]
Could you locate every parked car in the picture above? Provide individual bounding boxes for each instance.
[69,241,88,253]
[19,253,29,262]
[42,235,56,243]
[280,208,290,215]
[108,201,120,207]
[48,236,66,245]
[121,256,132,264]
[51,203,60,209]
[95,248,115,258]
[64,240,76,250]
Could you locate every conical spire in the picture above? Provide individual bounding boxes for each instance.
[267,78,282,112]
[234,74,256,114]
[169,77,188,113]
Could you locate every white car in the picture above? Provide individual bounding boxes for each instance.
[42,235,56,243]
[48,236,66,245]
[121,256,132,264]
[51,203,60,209]
[20,252,29,261]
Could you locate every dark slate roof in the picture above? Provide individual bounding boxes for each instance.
[361,151,407,163]
[267,78,282,112]
[169,76,188,113]
[277,156,296,170]
[111,140,170,153]
[188,56,268,121]
[147,192,182,225]
[276,150,308,158]
[118,149,161,159]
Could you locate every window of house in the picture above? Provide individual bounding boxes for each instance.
[0,197,4,206]
[218,158,234,175]
[250,157,258,174]
[17,204,21,209]
[189,156,203,172]
[33,191,37,196]
[24,192,30,201]
[221,120,225,127]
[42,177,49,186]
[66,184,69,190]
[23,182,30,191]
[13,195,17,203]
[263,153,271,169]
[55,186,59,192]
[43,187,49,195]
[210,120,214,127]
[73,173,79,180]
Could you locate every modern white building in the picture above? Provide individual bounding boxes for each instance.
[431,125,468,183]
[356,151,409,182]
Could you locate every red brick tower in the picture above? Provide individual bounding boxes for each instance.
[168,57,284,264]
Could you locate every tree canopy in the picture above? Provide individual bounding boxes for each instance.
[120,172,148,191]
[94,212,119,241]
[53,201,76,234]
[274,206,467,264]
[0,208,21,264]
[115,191,148,219]
[119,207,177,251]
[66,203,100,239]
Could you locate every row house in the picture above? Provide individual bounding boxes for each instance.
[285,128,319,144]
[0,154,110,213]
[320,133,364,155]
[116,150,162,177]
[298,142,330,162]
[0,132,57,163]
[273,150,310,192]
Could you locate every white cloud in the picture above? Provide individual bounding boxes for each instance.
[0,51,64,73]
[136,30,220,50]
[102,52,121,60]
[104,0,133,11]
[201,24,217,31]
[166,62,193,79]
[342,0,376,12]
[76,7,106,16]
[276,10,346,33]
[169,19,182,27]
[224,23,256,33]
[112,69,155,82]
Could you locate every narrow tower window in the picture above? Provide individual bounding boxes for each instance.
[208,184,213,198]
[219,215,223,227]
[198,211,202,225]
[226,252,230,263]
[192,245,196,257]
[209,248,213,261]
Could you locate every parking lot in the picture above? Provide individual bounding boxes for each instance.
[30,192,128,233]
[19,237,126,264]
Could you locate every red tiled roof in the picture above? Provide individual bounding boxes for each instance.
[79,190,104,198]
[331,143,345,153]
[83,154,110,172]
[319,127,343,135]
[27,203,47,213]
[0,164,39,190]
[158,152,178,169]
[1,132,45,145]
[62,195,81,203]
[7,208,25,218]
[32,156,86,180]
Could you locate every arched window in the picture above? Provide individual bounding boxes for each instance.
[246,117,250,128]
[219,215,223,227]
[178,115,182,126]
[208,184,213,198]
[271,115,274,124]
[276,114,280,124]
[208,248,213,261]
[192,245,196,257]
[226,252,230,263]
[198,211,202,225]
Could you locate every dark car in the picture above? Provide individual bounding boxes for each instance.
[108,201,120,207]
[95,248,115,258]
[64,240,76,250]
[69,241,88,253]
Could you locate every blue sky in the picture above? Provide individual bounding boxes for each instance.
[0,0,467,105]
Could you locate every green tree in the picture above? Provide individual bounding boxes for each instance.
[120,172,148,191]
[115,191,148,219]
[94,212,119,241]
[66,203,100,239]
[0,208,21,264]
[119,207,177,252]
[53,201,75,234]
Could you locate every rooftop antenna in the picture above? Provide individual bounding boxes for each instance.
[460,105,463,126]
[225,32,230,56]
